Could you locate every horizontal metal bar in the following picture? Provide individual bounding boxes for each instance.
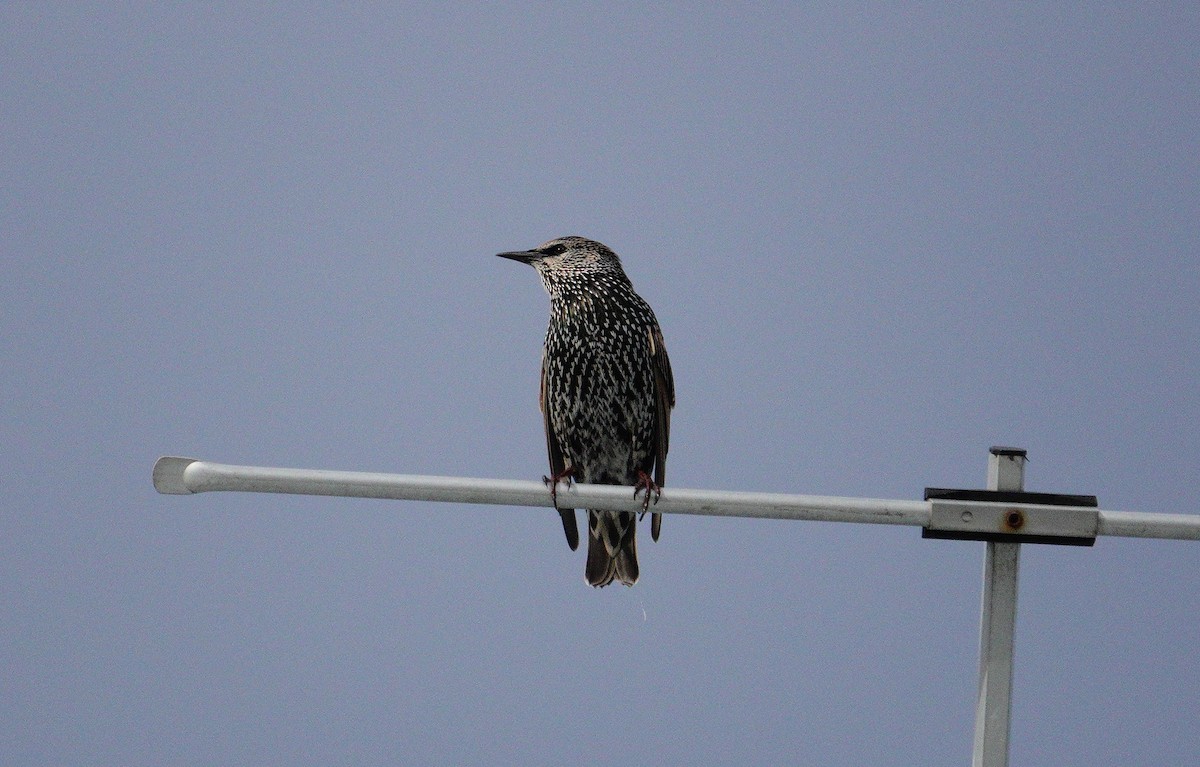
[1097,510,1200,540]
[151,457,1200,541]
[152,457,931,525]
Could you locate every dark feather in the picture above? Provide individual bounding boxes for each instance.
[649,326,675,542]
[586,510,638,586]
[541,351,579,550]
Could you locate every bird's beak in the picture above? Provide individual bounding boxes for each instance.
[497,249,541,265]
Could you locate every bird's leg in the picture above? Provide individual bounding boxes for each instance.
[543,465,577,507]
[633,469,662,516]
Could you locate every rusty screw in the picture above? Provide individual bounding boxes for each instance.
[1004,509,1025,531]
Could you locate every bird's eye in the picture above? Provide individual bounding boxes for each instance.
[543,243,567,256]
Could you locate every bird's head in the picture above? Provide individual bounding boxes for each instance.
[497,236,628,295]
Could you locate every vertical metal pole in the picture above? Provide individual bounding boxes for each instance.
[972,447,1026,767]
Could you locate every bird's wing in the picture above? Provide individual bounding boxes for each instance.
[649,325,675,542]
[541,349,580,550]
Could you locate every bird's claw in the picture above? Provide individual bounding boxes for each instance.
[633,470,661,518]
[543,466,577,507]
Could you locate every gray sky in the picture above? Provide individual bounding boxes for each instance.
[3,4,1198,765]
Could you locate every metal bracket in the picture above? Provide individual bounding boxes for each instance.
[922,489,1099,546]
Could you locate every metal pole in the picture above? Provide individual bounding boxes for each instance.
[151,457,1200,541]
[151,451,1200,764]
[973,447,1026,767]
[152,456,932,526]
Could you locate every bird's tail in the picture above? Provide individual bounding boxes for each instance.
[585,510,638,587]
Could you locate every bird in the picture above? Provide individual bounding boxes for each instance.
[498,236,675,587]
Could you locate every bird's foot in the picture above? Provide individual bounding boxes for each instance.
[543,466,577,507]
[633,470,662,516]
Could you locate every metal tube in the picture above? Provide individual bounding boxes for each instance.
[1098,510,1200,540]
[153,457,932,526]
[973,448,1025,767]
[152,456,1200,541]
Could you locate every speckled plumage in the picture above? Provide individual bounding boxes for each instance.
[498,236,675,587]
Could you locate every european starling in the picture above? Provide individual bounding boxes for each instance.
[498,236,675,587]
